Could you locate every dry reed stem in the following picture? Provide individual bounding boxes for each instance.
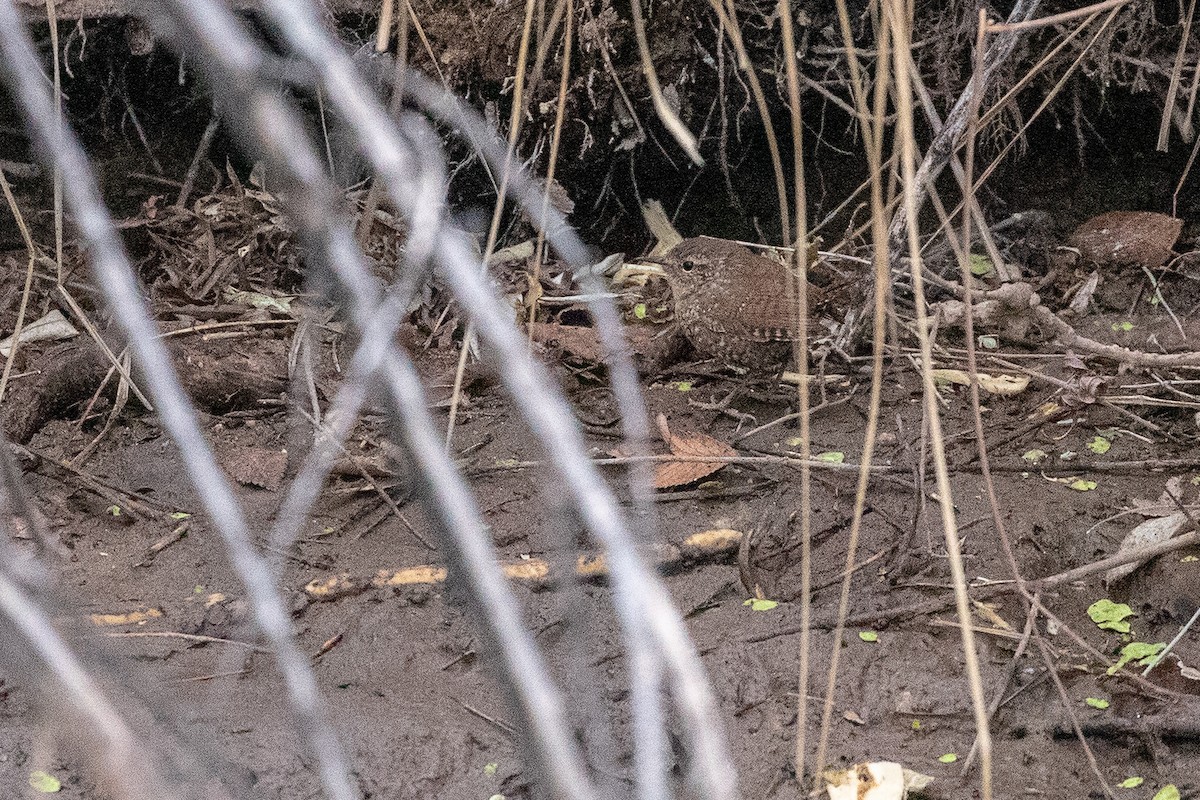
[1,7,361,796]
[527,0,565,100]
[0,569,190,800]
[886,0,1041,254]
[1035,633,1117,798]
[927,5,1124,251]
[357,9,410,248]
[0,166,37,407]
[1182,16,1200,138]
[951,9,1036,788]
[44,0,63,282]
[58,285,153,410]
[812,0,894,781]
[987,0,1130,32]
[776,0,813,784]
[530,0,574,319]
[374,0,395,51]
[705,0,790,241]
[1156,0,1194,151]
[315,84,337,176]
[404,0,450,94]
[446,0,539,449]
[905,53,1011,280]
[889,0,993,797]
[629,0,703,164]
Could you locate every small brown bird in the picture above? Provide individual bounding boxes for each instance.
[658,237,818,370]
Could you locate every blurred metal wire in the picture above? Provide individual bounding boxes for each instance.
[0,441,207,800]
[0,3,740,798]
[0,8,359,800]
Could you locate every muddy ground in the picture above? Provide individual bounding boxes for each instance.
[0,215,1198,799]
[1,9,1200,800]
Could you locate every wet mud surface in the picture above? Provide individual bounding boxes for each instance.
[1,11,1200,800]
[1,318,1198,798]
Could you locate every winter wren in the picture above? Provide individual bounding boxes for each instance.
[659,237,815,369]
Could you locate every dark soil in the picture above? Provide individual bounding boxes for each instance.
[2,273,1199,798]
[2,9,1200,800]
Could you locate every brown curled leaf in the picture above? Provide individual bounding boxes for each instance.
[654,430,737,490]
[1069,211,1181,269]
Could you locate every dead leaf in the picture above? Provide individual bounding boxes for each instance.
[1128,475,1190,517]
[824,762,930,800]
[0,309,79,356]
[222,447,288,491]
[972,600,1014,631]
[528,320,682,372]
[541,177,575,216]
[654,429,737,490]
[1061,374,1107,408]
[528,321,604,362]
[930,368,1030,395]
[1069,211,1181,268]
[89,607,164,626]
[1066,271,1100,315]
[1063,352,1088,370]
[642,199,683,256]
[1105,512,1189,585]
[488,240,535,265]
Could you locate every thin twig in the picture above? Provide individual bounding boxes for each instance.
[175,116,219,208]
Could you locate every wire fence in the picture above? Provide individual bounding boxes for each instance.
[0,4,738,798]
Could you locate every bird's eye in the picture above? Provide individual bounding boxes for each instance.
[680,260,696,272]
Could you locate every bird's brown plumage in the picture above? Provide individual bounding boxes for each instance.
[659,237,817,368]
